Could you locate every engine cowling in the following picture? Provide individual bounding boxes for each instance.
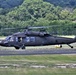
[25,31,50,37]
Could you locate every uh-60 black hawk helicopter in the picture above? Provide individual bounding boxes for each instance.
[0,26,76,49]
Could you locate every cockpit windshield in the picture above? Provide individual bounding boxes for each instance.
[5,36,11,40]
[5,36,14,42]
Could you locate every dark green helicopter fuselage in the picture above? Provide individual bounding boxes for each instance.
[0,32,76,49]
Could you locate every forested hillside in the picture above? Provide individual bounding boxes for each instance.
[0,0,76,35]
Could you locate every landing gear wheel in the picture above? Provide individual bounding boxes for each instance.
[21,45,25,49]
[15,46,20,49]
[71,46,73,48]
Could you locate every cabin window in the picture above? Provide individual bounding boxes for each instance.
[16,37,18,42]
[25,37,30,42]
[30,37,35,42]
[24,37,35,42]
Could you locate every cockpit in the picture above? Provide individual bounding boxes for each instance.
[5,36,14,42]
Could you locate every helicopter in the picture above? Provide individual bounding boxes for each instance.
[0,26,76,49]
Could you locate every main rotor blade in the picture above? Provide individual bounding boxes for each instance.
[1,25,75,30]
[28,25,62,29]
[0,26,45,30]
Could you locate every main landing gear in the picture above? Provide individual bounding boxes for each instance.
[14,44,25,49]
[21,45,25,49]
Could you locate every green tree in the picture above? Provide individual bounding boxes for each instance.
[59,9,70,19]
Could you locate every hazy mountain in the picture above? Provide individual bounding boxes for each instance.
[44,0,76,8]
[0,0,76,9]
[0,0,23,8]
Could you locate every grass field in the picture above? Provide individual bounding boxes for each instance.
[0,55,76,75]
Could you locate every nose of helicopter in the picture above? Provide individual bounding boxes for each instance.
[0,40,7,46]
[0,40,2,45]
